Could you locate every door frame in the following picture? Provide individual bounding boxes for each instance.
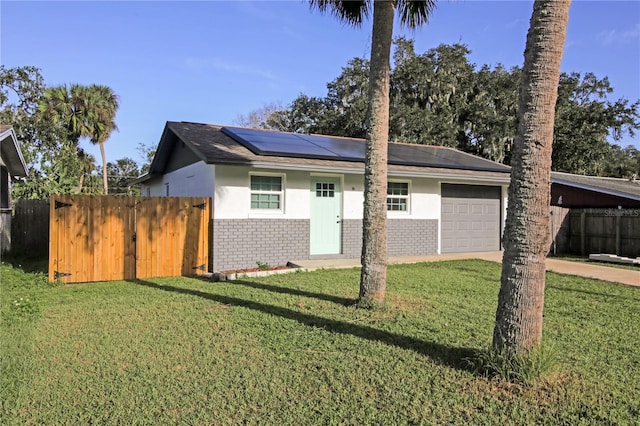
[309,173,344,256]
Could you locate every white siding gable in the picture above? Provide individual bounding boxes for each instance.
[144,161,214,198]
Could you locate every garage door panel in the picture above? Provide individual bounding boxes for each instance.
[441,221,454,232]
[441,186,501,253]
[486,239,500,251]
[457,204,469,214]
[470,238,485,249]
[485,204,498,215]
[441,238,455,250]
[456,240,470,250]
[471,221,484,231]
[456,222,469,232]
[485,222,498,232]
[442,203,454,214]
[471,204,484,215]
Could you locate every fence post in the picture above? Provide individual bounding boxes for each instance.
[580,210,586,256]
[615,212,621,256]
[550,208,556,256]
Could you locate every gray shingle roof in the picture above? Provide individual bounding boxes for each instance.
[551,171,640,200]
[146,121,511,181]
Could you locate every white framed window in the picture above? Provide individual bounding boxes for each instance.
[250,174,284,211]
[387,181,410,212]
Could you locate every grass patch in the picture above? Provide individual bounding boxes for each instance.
[1,259,639,424]
[467,343,557,385]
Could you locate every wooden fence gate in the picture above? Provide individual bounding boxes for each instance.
[49,195,210,283]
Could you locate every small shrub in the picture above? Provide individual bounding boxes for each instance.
[466,343,556,385]
[256,261,271,271]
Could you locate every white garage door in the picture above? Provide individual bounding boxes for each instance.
[441,184,501,253]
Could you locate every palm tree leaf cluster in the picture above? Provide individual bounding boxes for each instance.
[38,84,118,194]
[310,0,435,28]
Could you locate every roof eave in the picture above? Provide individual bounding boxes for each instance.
[129,173,162,186]
[236,159,512,183]
[0,127,28,177]
[147,122,209,175]
[552,178,640,201]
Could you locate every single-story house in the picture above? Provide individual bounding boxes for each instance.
[0,125,28,254]
[137,122,512,271]
[550,171,640,208]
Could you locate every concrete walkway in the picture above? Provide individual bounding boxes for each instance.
[292,251,639,287]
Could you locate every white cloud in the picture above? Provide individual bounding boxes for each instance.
[596,24,640,46]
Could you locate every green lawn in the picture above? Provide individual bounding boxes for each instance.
[1,260,639,425]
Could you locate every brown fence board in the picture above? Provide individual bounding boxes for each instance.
[135,197,209,279]
[48,200,58,280]
[567,208,640,257]
[49,195,209,283]
[10,199,49,256]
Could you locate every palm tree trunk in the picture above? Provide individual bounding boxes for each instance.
[493,0,571,354]
[360,0,394,302]
[100,142,108,195]
[77,173,85,194]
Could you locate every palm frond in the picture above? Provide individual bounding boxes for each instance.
[309,0,370,27]
[397,0,436,29]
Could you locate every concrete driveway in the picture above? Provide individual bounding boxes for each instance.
[292,251,639,287]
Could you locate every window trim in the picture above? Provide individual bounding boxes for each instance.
[387,180,411,214]
[249,172,285,213]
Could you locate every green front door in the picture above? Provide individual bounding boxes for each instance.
[310,176,342,255]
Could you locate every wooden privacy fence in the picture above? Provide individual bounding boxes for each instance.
[49,195,210,283]
[567,208,640,257]
[549,205,571,256]
[9,199,50,256]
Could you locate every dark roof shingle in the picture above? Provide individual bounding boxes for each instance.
[551,171,640,200]
[154,121,511,180]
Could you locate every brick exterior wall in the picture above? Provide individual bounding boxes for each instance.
[213,218,438,271]
[342,219,364,257]
[212,219,309,271]
[342,219,438,257]
[388,219,439,256]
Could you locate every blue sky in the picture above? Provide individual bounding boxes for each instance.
[2,0,639,166]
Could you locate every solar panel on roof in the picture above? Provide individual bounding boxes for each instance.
[298,134,366,161]
[220,126,510,173]
[387,143,508,171]
[388,144,441,166]
[221,127,351,161]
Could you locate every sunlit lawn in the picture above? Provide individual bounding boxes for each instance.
[2,259,638,424]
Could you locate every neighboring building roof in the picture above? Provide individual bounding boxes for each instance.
[551,171,640,202]
[138,121,512,184]
[0,125,27,177]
